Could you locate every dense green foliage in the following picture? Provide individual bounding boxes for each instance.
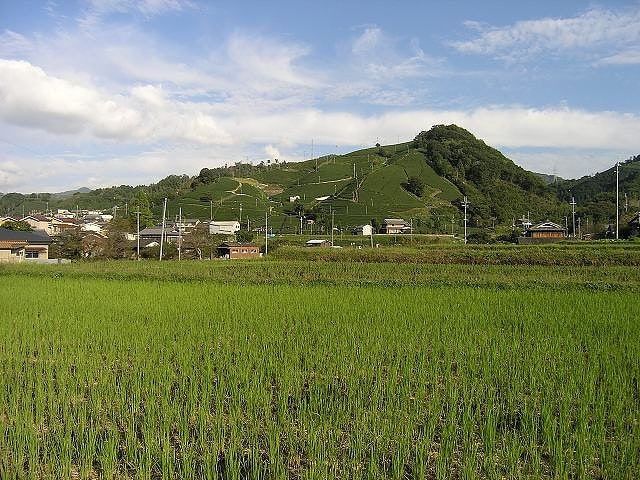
[402,176,425,197]
[553,155,640,227]
[1,220,33,231]
[0,260,638,479]
[412,125,560,224]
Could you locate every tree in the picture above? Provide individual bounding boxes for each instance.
[51,229,83,259]
[403,176,425,197]
[236,229,254,243]
[101,218,134,259]
[2,220,33,231]
[130,190,154,228]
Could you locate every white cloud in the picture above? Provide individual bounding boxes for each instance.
[226,32,320,89]
[0,59,141,137]
[79,0,195,29]
[599,49,640,65]
[453,7,640,61]
[352,27,383,55]
[264,145,280,160]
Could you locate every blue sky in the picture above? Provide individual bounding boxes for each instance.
[0,0,639,192]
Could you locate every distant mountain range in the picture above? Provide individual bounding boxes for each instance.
[1,125,637,233]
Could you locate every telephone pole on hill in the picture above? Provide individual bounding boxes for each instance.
[570,197,577,237]
[462,196,470,244]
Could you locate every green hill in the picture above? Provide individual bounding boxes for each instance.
[412,125,561,225]
[9,125,623,235]
[552,155,640,226]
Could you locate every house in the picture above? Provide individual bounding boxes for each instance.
[381,218,410,234]
[217,242,260,259]
[305,239,331,248]
[289,195,300,203]
[0,239,27,263]
[0,228,54,262]
[21,215,52,233]
[139,227,181,245]
[354,224,373,236]
[81,232,108,258]
[49,217,82,235]
[166,219,200,233]
[518,221,567,244]
[210,220,240,235]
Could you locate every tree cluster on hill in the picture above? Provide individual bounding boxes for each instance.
[412,125,560,225]
[192,161,280,187]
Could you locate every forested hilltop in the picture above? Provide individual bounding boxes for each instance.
[412,125,561,224]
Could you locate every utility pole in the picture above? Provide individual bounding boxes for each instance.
[462,196,470,244]
[624,192,628,213]
[239,203,242,224]
[331,210,334,246]
[570,196,577,237]
[210,200,213,221]
[135,211,140,261]
[265,211,268,255]
[159,197,167,261]
[178,207,183,261]
[577,217,581,239]
[616,162,619,240]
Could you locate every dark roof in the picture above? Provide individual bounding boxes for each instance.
[22,214,51,222]
[0,227,54,243]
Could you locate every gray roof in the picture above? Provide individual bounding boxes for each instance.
[528,221,566,231]
[383,218,407,224]
[0,227,54,243]
[139,228,179,236]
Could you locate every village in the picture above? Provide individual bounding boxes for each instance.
[2,206,638,263]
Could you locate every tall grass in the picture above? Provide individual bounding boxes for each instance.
[0,274,638,478]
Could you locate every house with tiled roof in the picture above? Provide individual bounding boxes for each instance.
[0,228,54,262]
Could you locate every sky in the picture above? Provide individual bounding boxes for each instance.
[1,0,639,192]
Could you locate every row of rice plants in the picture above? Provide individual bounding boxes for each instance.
[0,276,638,478]
[3,259,640,291]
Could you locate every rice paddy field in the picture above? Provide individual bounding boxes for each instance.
[1,252,639,479]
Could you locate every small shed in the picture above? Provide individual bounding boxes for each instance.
[217,242,260,259]
[354,224,373,236]
[305,239,331,248]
